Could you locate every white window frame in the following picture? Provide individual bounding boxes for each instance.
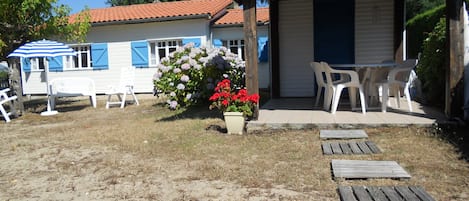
[223,39,245,60]
[63,44,92,70]
[30,57,46,72]
[149,39,183,67]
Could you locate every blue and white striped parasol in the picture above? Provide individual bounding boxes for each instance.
[7,39,77,116]
[8,39,76,58]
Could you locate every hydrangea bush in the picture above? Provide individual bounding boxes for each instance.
[153,43,246,109]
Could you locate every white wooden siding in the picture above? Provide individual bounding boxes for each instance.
[355,0,394,63]
[278,0,315,97]
[87,19,209,44]
[212,26,270,88]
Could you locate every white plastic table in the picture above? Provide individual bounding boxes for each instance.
[329,63,397,109]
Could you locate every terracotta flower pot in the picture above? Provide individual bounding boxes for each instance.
[223,112,245,135]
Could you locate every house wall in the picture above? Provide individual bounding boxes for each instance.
[355,0,394,63]
[277,0,395,97]
[21,19,211,95]
[86,19,209,43]
[212,26,270,89]
[278,0,315,97]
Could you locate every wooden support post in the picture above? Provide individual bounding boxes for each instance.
[243,0,259,118]
[446,0,465,117]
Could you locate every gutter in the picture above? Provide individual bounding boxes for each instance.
[212,21,269,28]
[91,14,211,27]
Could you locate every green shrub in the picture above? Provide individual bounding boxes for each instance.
[416,17,446,107]
[406,4,445,59]
[153,43,246,109]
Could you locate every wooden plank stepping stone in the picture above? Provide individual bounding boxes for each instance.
[322,141,381,155]
[332,159,411,179]
[320,130,368,139]
[338,186,436,201]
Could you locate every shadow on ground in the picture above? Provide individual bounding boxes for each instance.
[436,123,469,162]
[155,102,223,122]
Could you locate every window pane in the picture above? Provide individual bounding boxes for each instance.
[150,44,157,65]
[241,47,245,60]
[159,49,166,59]
[74,56,79,68]
[230,47,238,54]
[169,47,176,54]
[81,52,87,67]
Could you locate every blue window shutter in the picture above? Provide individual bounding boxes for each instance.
[213,39,223,47]
[91,43,109,70]
[48,56,63,72]
[131,41,149,68]
[182,38,201,47]
[21,58,31,73]
[258,37,269,62]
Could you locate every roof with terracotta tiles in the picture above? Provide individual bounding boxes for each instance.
[71,0,233,24]
[213,7,269,26]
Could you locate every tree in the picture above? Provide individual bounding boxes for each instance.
[0,0,91,60]
[406,0,445,20]
[0,0,90,115]
[106,0,180,6]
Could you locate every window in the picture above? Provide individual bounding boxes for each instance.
[149,40,182,66]
[64,45,92,70]
[223,39,245,60]
[30,58,46,71]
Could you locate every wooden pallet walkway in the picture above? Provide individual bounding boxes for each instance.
[320,130,368,139]
[332,160,411,179]
[322,141,381,155]
[338,186,436,201]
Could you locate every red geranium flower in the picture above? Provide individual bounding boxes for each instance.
[209,79,260,117]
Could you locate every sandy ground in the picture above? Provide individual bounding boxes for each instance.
[0,121,322,201]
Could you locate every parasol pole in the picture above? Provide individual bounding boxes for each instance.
[40,57,58,116]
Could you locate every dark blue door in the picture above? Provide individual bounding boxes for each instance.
[314,0,355,64]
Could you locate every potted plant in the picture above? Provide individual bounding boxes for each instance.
[209,79,259,134]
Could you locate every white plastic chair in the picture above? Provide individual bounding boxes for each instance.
[1,88,17,122]
[378,59,418,112]
[309,62,347,110]
[310,62,330,109]
[105,66,139,109]
[322,62,367,114]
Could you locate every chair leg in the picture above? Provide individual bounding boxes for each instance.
[404,87,412,112]
[0,106,11,122]
[348,87,357,109]
[106,95,112,109]
[90,95,97,108]
[331,85,344,114]
[315,87,322,107]
[131,91,139,106]
[130,88,140,105]
[324,87,333,111]
[381,84,389,113]
[395,86,401,109]
[358,86,367,115]
[120,93,127,108]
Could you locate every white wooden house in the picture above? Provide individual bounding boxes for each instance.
[19,0,270,95]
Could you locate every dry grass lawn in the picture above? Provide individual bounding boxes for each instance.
[0,95,468,200]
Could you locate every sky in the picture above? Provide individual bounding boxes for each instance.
[58,0,268,14]
[57,0,108,14]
